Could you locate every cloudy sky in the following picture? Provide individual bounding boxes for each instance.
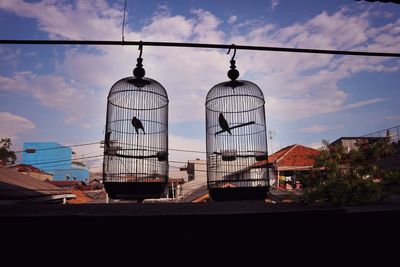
[0,0,399,170]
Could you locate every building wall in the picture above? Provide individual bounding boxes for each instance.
[169,169,188,181]
[188,159,207,183]
[22,142,89,181]
[181,159,207,198]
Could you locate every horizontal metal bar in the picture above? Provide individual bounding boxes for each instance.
[215,121,256,135]
[0,39,399,57]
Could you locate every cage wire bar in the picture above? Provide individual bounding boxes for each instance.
[205,45,269,201]
[103,44,169,200]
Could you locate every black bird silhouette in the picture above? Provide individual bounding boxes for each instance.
[105,131,112,148]
[218,113,231,135]
[132,116,145,134]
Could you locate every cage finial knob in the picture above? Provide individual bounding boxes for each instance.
[228,60,239,81]
[227,44,239,81]
[133,57,145,78]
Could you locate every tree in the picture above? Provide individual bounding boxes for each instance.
[297,138,398,206]
[0,138,17,166]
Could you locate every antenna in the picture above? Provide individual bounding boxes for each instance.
[268,129,276,153]
[122,0,128,43]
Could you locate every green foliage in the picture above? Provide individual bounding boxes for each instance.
[380,170,400,197]
[0,138,17,166]
[297,138,398,206]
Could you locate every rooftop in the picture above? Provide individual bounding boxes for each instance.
[0,166,74,203]
[256,144,320,168]
[12,164,52,175]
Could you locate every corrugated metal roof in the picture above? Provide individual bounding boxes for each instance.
[0,166,73,201]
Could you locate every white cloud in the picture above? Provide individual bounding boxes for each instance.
[271,0,279,10]
[308,141,323,150]
[191,9,225,43]
[228,15,237,24]
[345,98,386,110]
[142,15,193,40]
[0,112,36,140]
[386,115,400,121]
[0,72,105,128]
[0,0,123,40]
[298,124,344,134]
[0,2,399,135]
[169,135,205,163]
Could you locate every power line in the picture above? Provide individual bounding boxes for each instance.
[15,140,205,154]
[1,40,399,57]
[15,150,321,167]
[14,141,101,153]
[14,154,104,167]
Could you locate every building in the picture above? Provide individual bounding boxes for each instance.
[257,144,320,188]
[12,164,53,181]
[176,159,208,202]
[22,142,89,181]
[175,146,320,202]
[186,159,207,182]
[330,137,385,152]
[332,132,400,171]
[0,165,75,203]
[168,168,188,199]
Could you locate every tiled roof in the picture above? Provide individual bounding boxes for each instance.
[47,181,79,187]
[12,164,51,175]
[67,189,92,204]
[267,145,296,164]
[260,144,320,167]
[277,145,320,167]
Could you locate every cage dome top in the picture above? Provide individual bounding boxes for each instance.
[206,80,264,104]
[108,77,168,99]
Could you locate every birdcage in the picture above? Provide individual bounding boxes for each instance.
[103,44,168,200]
[205,46,269,201]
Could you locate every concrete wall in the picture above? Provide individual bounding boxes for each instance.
[22,142,89,181]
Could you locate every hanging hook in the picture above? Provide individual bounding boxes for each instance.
[133,40,145,79]
[227,44,236,61]
[138,40,143,58]
[227,44,239,81]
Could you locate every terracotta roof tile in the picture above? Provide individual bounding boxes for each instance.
[47,181,79,187]
[257,144,320,167]
[67,189,92,204]
[12,164,51,175]
[277,145,320,167]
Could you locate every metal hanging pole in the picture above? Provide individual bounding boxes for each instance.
[0,39,399,57]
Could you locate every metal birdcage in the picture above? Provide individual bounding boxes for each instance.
[103,44,168,200]
[205,46,269,201]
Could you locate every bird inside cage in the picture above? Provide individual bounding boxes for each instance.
[132,116,145,134]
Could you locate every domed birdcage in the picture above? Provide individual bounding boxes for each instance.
[103,43,168,200]
[205,45,269,201]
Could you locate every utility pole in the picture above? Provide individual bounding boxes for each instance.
[268,129,278,187]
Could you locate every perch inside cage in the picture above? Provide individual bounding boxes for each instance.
[103,43,169,200]
[205,45,269,201]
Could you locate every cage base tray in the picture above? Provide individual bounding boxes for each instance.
[104,182,166,200]
[209,186,269,201]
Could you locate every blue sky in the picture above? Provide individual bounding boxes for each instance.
[0,0,399,170]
